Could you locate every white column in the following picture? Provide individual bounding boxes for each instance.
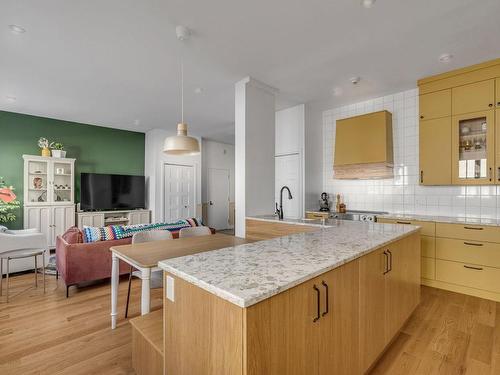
[235,77,277,238]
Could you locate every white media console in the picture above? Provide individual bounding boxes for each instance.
[76,209,151,229]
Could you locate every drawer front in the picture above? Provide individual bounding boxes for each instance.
[436,237,500,268]
[422,235,435,258]
[436,222,500,243]
[377,218,435,236]
[305,212,329,219]
[436,259,500,293]
[421,257,435,280]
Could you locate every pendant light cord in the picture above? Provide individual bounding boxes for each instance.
[181,59,184,124]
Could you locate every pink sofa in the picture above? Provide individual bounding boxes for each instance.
[56,226,215,297]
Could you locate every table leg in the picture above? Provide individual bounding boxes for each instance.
[111,254,119,329]
[141,268,151,315]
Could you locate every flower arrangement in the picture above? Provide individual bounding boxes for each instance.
[0,177,20,224]
[37,138,67,157]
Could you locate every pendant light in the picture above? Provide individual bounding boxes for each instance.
[163,26,200,156]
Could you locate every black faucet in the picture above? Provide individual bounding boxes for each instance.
[276,186,293,220]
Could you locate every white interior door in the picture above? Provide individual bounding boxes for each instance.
[207,168,230,230]
[275,154,302,219]
[163,164,195,222]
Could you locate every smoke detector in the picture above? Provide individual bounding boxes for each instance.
[176,25,191,41]
[350,76,361,85]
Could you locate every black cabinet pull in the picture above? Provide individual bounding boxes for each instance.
[396,221,412,225]
[420,170,424,184]
[464,241,483,247]
[387,250,393,272]
[383,251,389,275]
[489,103,493,107]
[321,281,329,317]
[464,226,483,230]
[420,115,424,119]
[313,285,321,322]
[464,265,483,271]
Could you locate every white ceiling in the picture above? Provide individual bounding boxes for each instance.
[1,0,500,144]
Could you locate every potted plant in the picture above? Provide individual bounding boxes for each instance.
[0,177,20,225]
[50,142,66,158]
[38,137,51,157]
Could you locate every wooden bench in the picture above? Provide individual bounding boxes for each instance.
[129,309,163,375]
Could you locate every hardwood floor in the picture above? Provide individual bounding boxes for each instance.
[0,272,162,375]
[1,273,498,374]
[370,285,500,375]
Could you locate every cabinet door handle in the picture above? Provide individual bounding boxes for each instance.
[321,281,329,317]
[383,251,389,275]
[489,103,493,107]
[387,250,393,272]
[464,265,483,271]
[396,221,412,225]
[420,170,424,184]
[489,167,493,182]
[464,226,483,230]
[464,241,483,247]
[497,167,500,181]
[420,115,424,119]
[313,285,321,322]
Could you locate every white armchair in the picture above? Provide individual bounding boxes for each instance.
[0,226,48,302]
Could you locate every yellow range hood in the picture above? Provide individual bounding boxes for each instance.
[333,110,393,179]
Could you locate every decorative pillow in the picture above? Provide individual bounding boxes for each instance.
[0,225,7,233]
[62,226,84,244]
[82,218,204,243]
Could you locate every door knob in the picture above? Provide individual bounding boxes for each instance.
[209,201,214,206]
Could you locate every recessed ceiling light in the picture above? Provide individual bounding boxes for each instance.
[5,95,17,102]
[350,76,361,85]
[194,87,203,94]
[438,53,453,63]
[361,0,376,8]
[332,87,343,96]
[8,24,26,34]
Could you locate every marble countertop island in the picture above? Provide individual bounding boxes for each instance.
[158,219,419,308]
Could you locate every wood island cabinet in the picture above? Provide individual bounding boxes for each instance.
[163,231,420,375]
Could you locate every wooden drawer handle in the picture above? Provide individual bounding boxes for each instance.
[464,265,483,271]
[464,226,483,230]
[396,221,412,225]
[463,242,484,247]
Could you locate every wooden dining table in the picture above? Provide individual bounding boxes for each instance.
[109,233,249,329]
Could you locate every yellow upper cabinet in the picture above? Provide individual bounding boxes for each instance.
[419,117,452,185]
[496,78,500,108]
[419,90,451,120]
[452,79,495,115]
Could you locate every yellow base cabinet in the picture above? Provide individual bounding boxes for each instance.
[381,218,500,302]
[163,233,421,375]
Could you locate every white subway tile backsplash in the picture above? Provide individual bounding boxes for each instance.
[322,88,500,219]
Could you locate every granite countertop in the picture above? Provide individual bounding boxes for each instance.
[158,220,419,308]
[247,214,333,227]
[378,213,500,227]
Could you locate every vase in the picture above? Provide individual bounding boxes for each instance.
[51,150,66,158]
[41,147,51,157]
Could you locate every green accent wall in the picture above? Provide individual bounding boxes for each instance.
[0,110,145,229]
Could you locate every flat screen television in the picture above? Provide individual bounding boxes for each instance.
[80,173,145,211]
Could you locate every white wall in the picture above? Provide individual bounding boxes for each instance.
[323,88,500,219]
[304,101,327,211]
[201,140,235,203]
[145,128,202,222]
[275,104,305,218]
[235,77,276,237]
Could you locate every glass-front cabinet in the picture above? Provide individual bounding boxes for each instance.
[23,155,76,205]
[452,110,495,185]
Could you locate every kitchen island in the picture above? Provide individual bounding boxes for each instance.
[159,219,421,375]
